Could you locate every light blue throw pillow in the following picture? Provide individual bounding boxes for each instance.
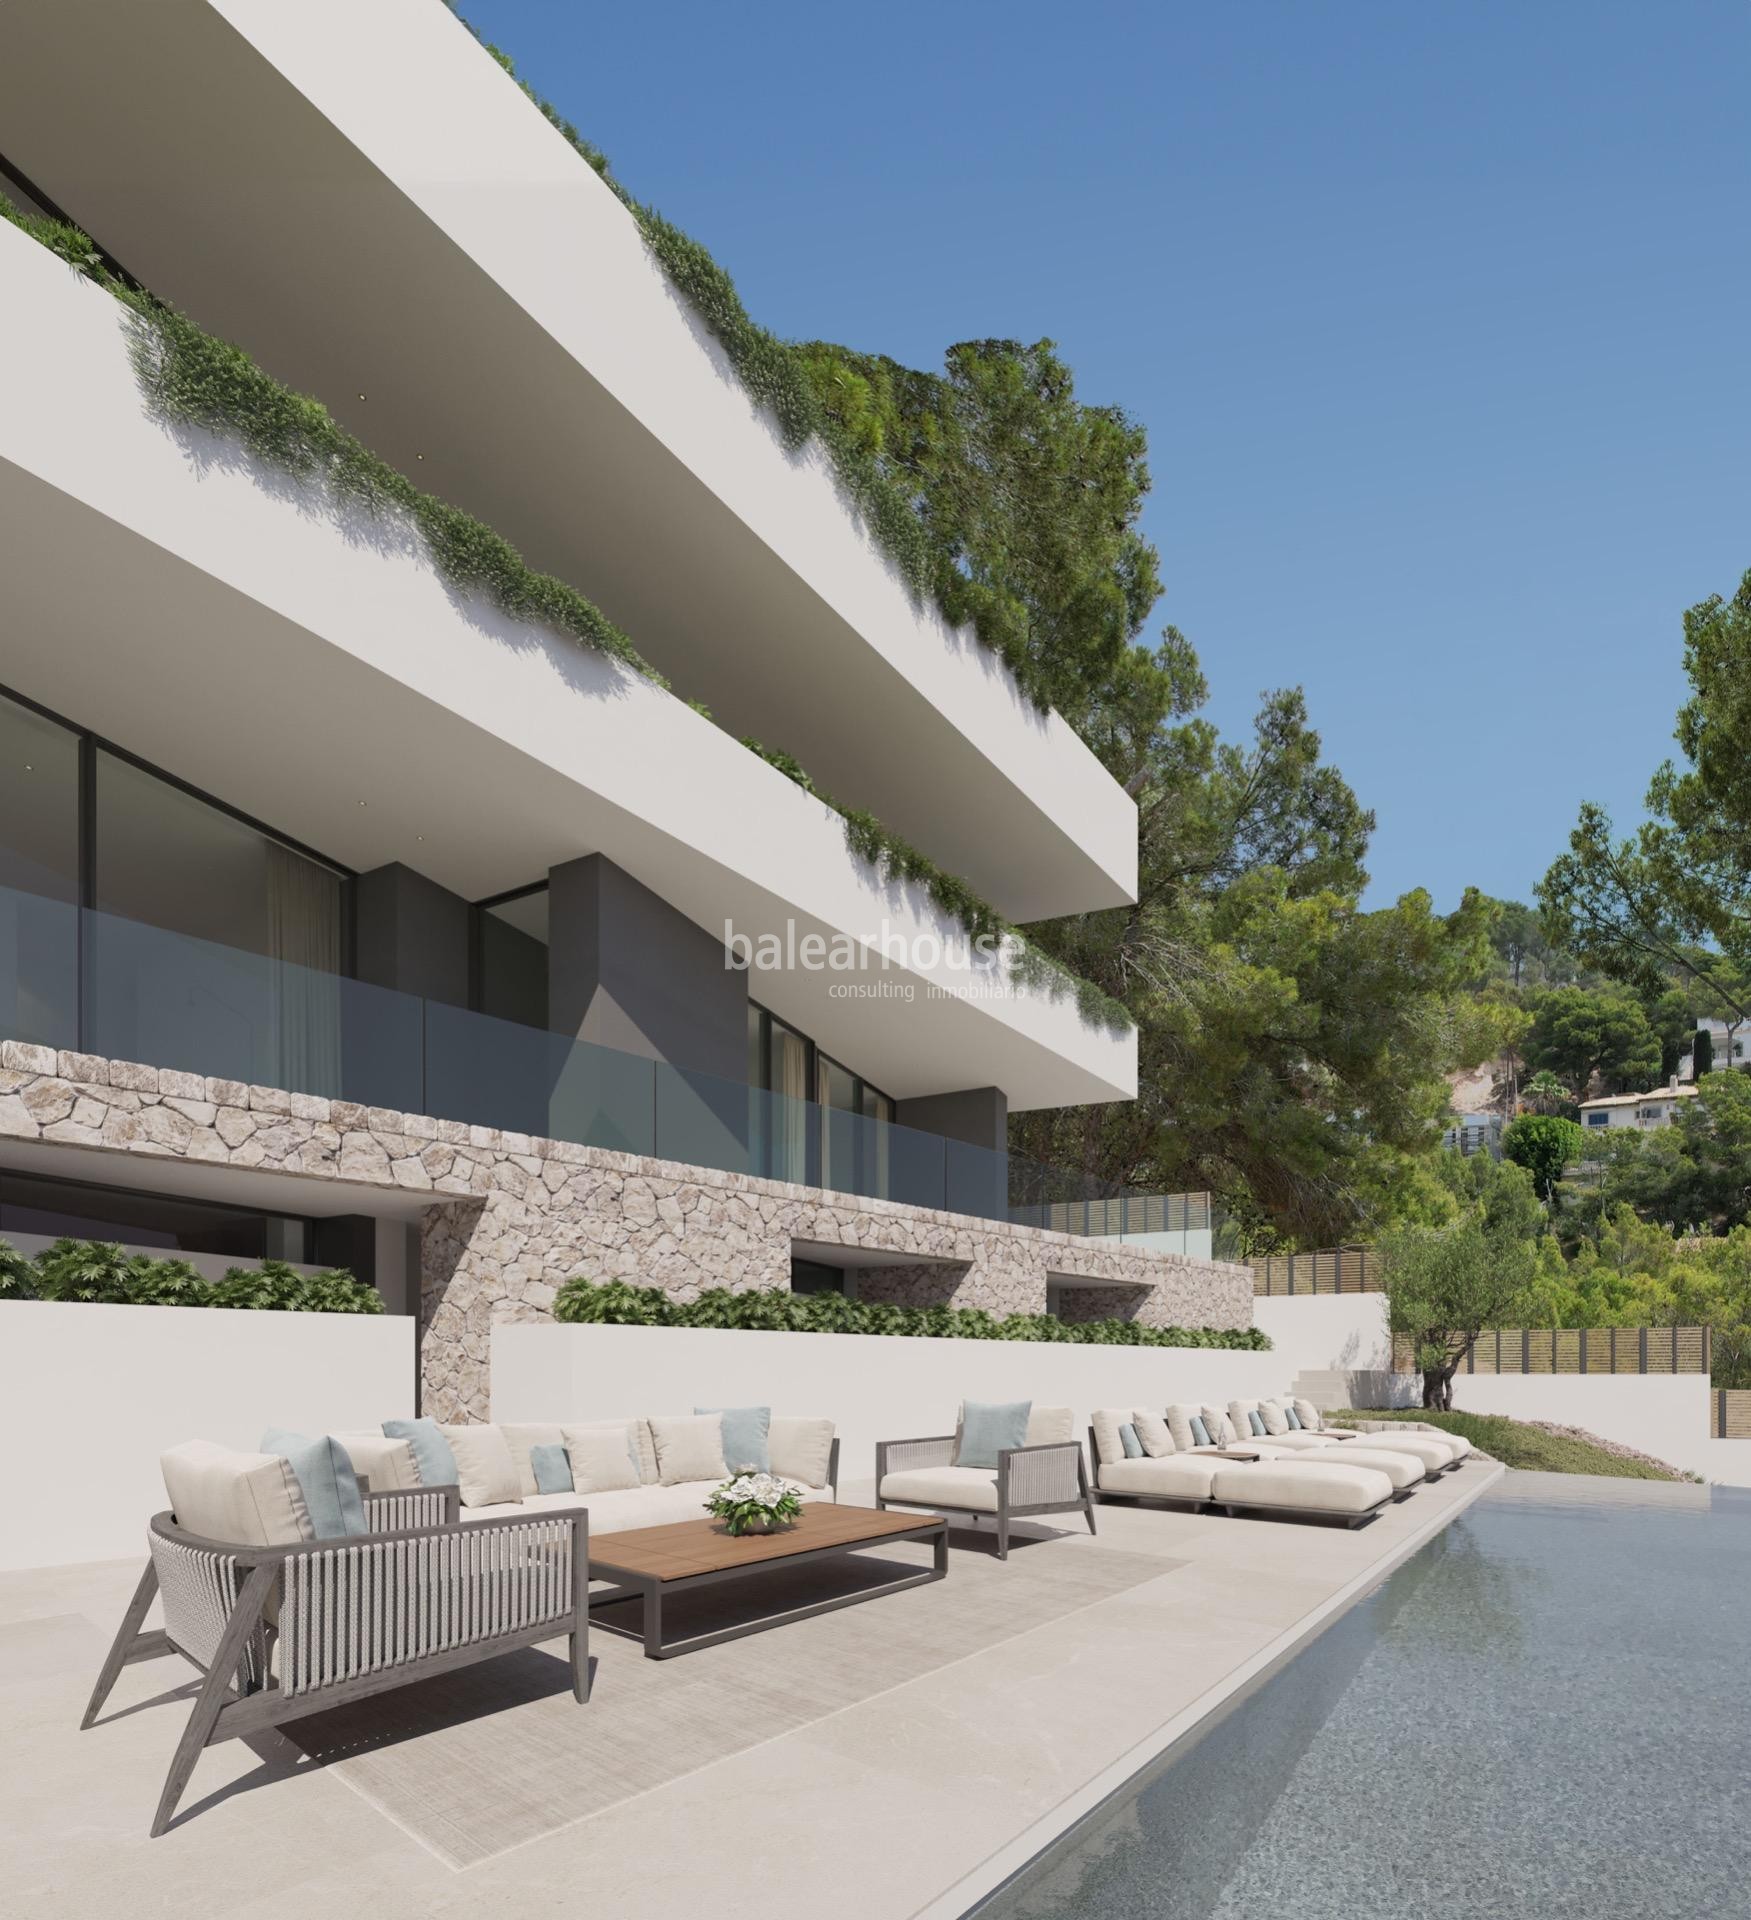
[957,1399,1032,1469]
[696,1405,771,1473]
[1119,1421,1144,1458]
[1189,1415,1213,1448]
[1248,1410,1267,1437]
[530,1443,574,1494]
[382,1417,459,1490]
[261,1428,368,1539]
[1285,1405,1303,1430]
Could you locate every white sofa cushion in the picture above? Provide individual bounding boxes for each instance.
[1099,1455,1218,1501]
[879,1464,1000,1513]
[1202,1406,1239,1446]
[561,1421,643,1494]
[333,1431,419,1493]
[1025,1405,1075,1446]
[769,1415,835,1489]
[440,1425,521,1509]
[161,1440,313,1547]
[1165,1404,1201,1452]
[1209,1460,1392,1516]
[1132,1410,1175,1458]
[1344,1431,1459,1471]
[1302,1447,1421,1491]
[1226,1399,1260,1439]
[1257,1399,1291,1436]
[1090,1409,1129,1467]
[648,1413,728,1486]
[499,1423,565,1498]
[1292,1398,1324,1431]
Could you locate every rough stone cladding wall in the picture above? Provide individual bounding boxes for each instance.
[0,1042,1256,1423]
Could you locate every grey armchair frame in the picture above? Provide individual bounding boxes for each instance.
[84,1485,589,1837]
[874,1434,1096,1560]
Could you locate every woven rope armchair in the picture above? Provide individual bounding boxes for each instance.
[84,1486,590,1837]
[874,1433,1095,1560]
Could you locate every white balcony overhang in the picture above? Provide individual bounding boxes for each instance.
[0,0,1137,926]
[0,226,1135,1110]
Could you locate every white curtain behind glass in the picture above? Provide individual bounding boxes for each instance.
[773,1025,808,1183]
[267,843,343,1097]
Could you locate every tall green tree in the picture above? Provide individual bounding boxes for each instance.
[798,337,1161,718]
[1009,640,1504,1243]
[1522,985,1661,1097]
[1540,569,1751,1056]
[795,336,1500,1241]
[1502,1114,1585,1205]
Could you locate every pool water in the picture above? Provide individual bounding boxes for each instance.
[974,1475,1751,1919]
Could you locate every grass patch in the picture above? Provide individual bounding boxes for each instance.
[1327,1407,1685,1480]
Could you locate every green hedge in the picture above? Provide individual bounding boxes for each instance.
[553,1277,1269,1349]
[0,1237,383,1314]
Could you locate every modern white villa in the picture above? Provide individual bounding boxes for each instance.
[1,10,1745,1920]
[0,0,1255,1430]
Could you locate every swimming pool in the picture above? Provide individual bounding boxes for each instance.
[973,1474,1751,1918]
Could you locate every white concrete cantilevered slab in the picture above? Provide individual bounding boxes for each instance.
[0,221,1134,1109]
[0,0,1137,924]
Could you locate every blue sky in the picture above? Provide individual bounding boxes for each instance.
[461,0,1749,911]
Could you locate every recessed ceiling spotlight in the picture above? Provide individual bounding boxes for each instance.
[358,799,368,808]
[358,392,367,401]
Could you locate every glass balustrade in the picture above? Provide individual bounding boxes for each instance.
[0,881,1202,1238]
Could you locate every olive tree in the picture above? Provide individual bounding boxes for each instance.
[1380,1167,1540,1408]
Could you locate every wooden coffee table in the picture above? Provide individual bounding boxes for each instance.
[588,1502,949,1658]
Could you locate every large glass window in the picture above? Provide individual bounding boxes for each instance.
[768,1015,811,1183]
[745,1001,895,1197]
[91,750,346,1090]
[0,693,79,1048]
[94,752,343,965]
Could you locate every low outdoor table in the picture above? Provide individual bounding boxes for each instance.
[587,1502,949,1658]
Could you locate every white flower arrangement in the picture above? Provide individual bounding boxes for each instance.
[705,1468,804,1536]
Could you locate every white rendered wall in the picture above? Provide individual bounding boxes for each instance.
[0,1302,415,1569]
[491,1322,1295,1498]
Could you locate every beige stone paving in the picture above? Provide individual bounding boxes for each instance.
[0,1462,1499,1920]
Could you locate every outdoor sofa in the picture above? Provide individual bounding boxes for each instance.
[88,1407,838,1835]
[87,1441,588,1839]
[1087,1404,1397,1525]
[875,1402,1095,1558]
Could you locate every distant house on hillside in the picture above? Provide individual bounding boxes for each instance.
[1442,1112,1504,1158]
[1577,1083,1699,1133]
[1678,1019,1747,1080]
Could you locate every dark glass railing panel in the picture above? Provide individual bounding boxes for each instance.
[655,1059,751,1176]
[0,882,1204,1237]
[0,885,78,1054]
[84,905,421,1107]
[424,998,656,1154]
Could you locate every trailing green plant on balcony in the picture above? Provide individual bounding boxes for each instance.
[553,1276,1269,1349]
[743,740,1134,1032]
[0,193,1129,1033]
[0,1237,384,1314]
